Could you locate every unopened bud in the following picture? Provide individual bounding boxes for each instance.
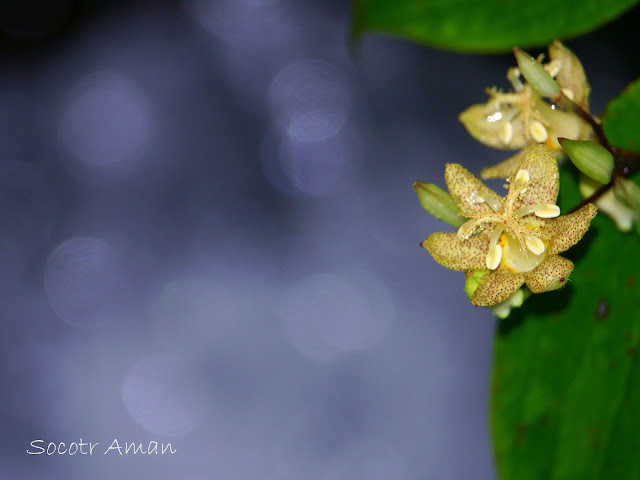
[413,181,464,227]
[492,289,526,319]
[464,269,490,299]
[579,175,634,232]
[614,178,640,213]
[559,138,614,184]
[513,47,561,98]
[464,269,527,318]
[548,40,591,110]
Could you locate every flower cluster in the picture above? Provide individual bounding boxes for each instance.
[459,40,594,180]
[413,41,627,313]
[419,145,597,308]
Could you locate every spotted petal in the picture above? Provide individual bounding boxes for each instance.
[445,163,501,217]
[458,103,528,150]
[481,150,525,180]
[512,144,560,207]
[549,40,590,111]
[422,232,488,271]
[525,254,574,293]
[470,267,525,307]
[546,203,598,255]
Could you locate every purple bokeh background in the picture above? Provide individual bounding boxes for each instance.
[0,1,637,478]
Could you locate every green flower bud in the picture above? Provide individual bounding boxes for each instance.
[464,269,527,318]
[492,289,526,319]
[513,47,561,98]
[464,269,490,299]
[614,178,640,213]
[413,181,464,227]
[559,138,614,184]
[579,175,634,232]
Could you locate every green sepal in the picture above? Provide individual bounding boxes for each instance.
[513,47,561,98]
[560,138,614,184]
[413,181,465,227]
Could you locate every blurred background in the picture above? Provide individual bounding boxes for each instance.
[0,1,637,478]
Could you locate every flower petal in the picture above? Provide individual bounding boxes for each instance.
[546,203,598,255]
[458,103,527,150]
[548,40,590,111]
[421,232,488,271]
[445,163,501,217]
[525,255,574,293]
[470,267,525,306]
[509,144,560,207]
[481,150,525,180]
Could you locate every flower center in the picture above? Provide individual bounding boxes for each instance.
[456,168,560,272]
[500,230,549,273]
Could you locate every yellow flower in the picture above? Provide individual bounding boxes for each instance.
[459,40,594,180]
[421,145,598,307]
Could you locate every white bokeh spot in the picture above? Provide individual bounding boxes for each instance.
[121,353,207,437]
[278,271,393,362]
[57,71,151,176]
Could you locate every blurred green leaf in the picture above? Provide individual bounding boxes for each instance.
[603,78,640,152]
[492,167,640,479]
[351,0,639,53]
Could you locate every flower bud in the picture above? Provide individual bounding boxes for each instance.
[614,178,640,211]
[465,270,526,318]
[413,181,464,227]
[548,40,590,110]
[464,269,490,299]
[579,175,634,232]
[513,47,561,98]
[559,138,614,184]
[492,289,526,319]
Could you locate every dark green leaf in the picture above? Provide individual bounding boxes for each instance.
[603,78,640,152]
[492,167,640,479]
[351,0,639,53]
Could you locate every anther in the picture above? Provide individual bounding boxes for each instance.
[529,120,549,143]
[486,224,505,270]
[561,88,574,101]
[543,60,561,78]
[499,121,513,145]
[517,203,560,218]
[514,169,530,185]
[524,235,545,255]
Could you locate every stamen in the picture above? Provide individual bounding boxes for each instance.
[524,235,545,255]
[486,244,502,270]
[475,192,501,212]
[483,195,502,212]
[543,59,561,78]
[517,203,560,218]
[499,121,513,144]
[561,88,574,101]
[507,67,523,92]
[486,225,505,270]
[514,169,530,186]
[529,120,549,143]
[512,169,530,195]
[457,219,475,239]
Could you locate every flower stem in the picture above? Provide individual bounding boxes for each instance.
[555,92,640,213]
[568,180,613,214]
[555,93,612,154]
